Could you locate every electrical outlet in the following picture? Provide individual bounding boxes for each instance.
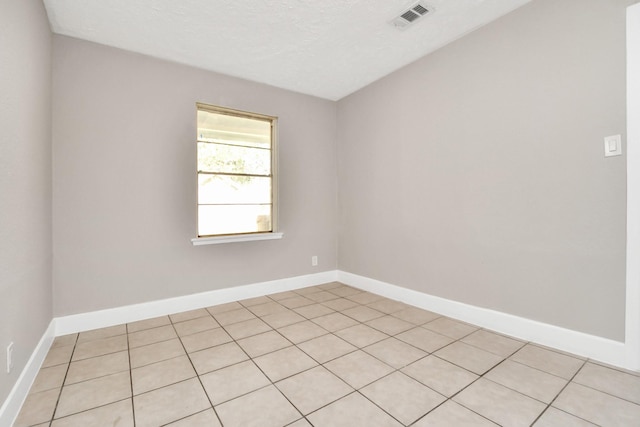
[311,256,318,266]
[7,342,14,373]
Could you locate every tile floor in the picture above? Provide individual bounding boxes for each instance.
[13,282,640,427]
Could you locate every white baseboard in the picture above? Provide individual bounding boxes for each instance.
[55,270,338,336]
[0,320,56,427]
[338,270,629,370]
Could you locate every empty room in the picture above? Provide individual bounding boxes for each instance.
[1,0,639,426]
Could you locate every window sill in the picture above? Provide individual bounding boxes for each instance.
[191,232,284,246]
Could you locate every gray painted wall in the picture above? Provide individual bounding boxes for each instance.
[337,0,632,341]
[0,0,53,403]
[52,36,338,316]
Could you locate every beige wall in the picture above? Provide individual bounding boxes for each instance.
[52,36,338,316]
[0,0,53,403]
[337,0,632,341]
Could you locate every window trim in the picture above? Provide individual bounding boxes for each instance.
[193,103,280,243]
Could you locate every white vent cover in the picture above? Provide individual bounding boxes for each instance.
[390,2,433,30]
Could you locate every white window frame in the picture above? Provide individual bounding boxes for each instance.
[191,103,282,245]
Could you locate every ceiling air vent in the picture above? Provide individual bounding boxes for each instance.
[391,2,432,30]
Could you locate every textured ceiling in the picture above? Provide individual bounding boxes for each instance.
[43,0,532,100]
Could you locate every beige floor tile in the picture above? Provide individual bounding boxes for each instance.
[50,399,134,427]
[223,317,272,340]
[189,342,249,375]
[167,409,222,427]
[402,355,478,397]
[305,291,340,303]
[279,296,315,309]
[298,334,357,363]
[434,341,503,375]
[307,392,402,427]
[30,364,68,393]
[366,315,414,335]
[485,360,568,403]
[534,343,588,361]
[55,371,131,418]
[169,308,210,323]
[130,338,185,368]
[367,298,409,314]
[206,301,243,315]
[165,409,221,426]
[324,350,394,389]
[71,334,128,361]
[293,303,335,319]
[413,400,498,426]
[589,359,640,377]
[396,327,454,353]
[14,388,60,427]
[239,295,272,307]
[572,362,640,404]
[201,360,271,404]
[510,344,584,380]
[269,290,300,300]
[346,291,385,305]
[423,317,478,339]
[322,297,359,311]
[287,418,313,427]
[254,346,318,382]
[127,325,176,349]
[364,337,427,369]
[42,344,74,368]
[133,378,211,427]
[391,307,441,325]
[181,327,233,353]
[278,320,328,344]
[215,385,301,427]
[328,286,363,298]
[173,316,219,337]
[553,382,640,426]
[312,312,359,332]
[127,315,171,333]
[335,324,388,348]
[461,330,525,357]
[66,350,129,384]
[77,324,127,343]
[316,282,343,290]
[276,366,352,414]
[262,310,306,328]
[341,305,385,322]
[237,330,291,358]
[533,407,597,427]
[213,307,256,326]
[294,285,324,296]
[362,371,446,425]
[51,334,78,349]
[454,378,546,427]
[132,355,196,395]
[247,301,288,317]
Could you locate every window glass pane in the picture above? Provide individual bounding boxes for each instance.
[197,142,270,175]
[198,174,271,205]
[197,110,271,149]
[198,205,271,236]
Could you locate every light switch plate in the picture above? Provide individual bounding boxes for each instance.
[604,134,622,157]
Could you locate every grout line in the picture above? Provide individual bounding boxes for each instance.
[47,334,78,425]
[124,325,136,427]
[529,358,589,426]
[167,315,225,427]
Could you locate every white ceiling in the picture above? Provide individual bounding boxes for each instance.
[43,0,532,101]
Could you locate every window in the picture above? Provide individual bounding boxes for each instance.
[195,103,278,239]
